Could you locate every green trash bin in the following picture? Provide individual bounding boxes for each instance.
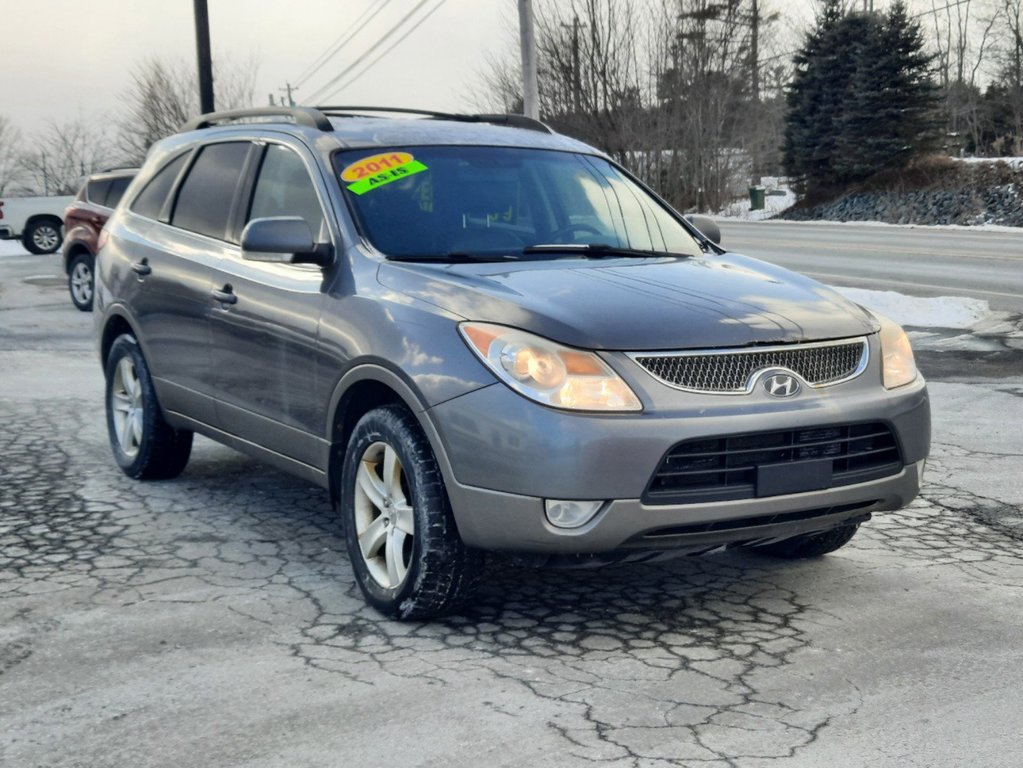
[748,185,766,211]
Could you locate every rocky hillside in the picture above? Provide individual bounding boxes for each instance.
[777,158,1023,227]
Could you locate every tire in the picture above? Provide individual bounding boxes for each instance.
[68,252,95,311]
[23,218,62,254]
[104,334,192,480]
[753,523,860,559]
[340,405,484,620]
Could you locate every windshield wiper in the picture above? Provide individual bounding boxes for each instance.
[387,251,520,263]
[522,243,691,259]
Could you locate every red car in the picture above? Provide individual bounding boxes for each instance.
[62,169,136,311]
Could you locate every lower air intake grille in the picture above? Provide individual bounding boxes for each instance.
[644,422,902,505]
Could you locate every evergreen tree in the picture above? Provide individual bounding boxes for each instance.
[783,0,846,195]
[784,1,940,199]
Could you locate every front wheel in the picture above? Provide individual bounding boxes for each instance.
[105,334,192,479]
[68,252,95,311]
[752,523,860,559]
[23,219,62,254]
[340,405,483,620]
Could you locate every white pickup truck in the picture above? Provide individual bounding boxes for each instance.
[0,194,75,254]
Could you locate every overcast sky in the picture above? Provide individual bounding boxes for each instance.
[2,0,516,132]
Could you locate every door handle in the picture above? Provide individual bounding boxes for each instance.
[131,260,151,276]
[211,285,237,305]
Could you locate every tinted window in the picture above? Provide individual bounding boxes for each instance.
[171,142,250,240]
[131,153,189,220]
[248,144,325,237]
[86,178,112,205]
[106,176,133,209]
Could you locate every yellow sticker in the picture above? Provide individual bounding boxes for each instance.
[341,152,415,182]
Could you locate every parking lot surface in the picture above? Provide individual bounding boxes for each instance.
[2,249,1022,767]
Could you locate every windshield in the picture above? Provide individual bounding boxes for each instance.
[334,146,703,259]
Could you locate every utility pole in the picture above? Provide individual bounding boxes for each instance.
[518,0,539,120]
[750,0,759,103]
[193,0,215,114]
[559,15,582,114]
[279,83,298,107]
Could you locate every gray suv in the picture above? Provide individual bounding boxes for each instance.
[95,106,930,619]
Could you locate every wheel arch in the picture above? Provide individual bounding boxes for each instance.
[326,364,446,510]
[25,212,64,231]
[99,309,143,368]
[64,240,94,273]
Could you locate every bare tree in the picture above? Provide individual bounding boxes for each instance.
[116,56,258,164]
[923,0,1001,152]
[477,0,782,211]
[0,115,23,195]
[995,0,1023,151]
[15,117,113,196]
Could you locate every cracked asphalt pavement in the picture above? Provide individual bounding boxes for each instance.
[2,251,1022,767]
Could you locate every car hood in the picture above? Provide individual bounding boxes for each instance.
[377,252,879,351]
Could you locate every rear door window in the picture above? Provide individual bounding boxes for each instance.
[171,142,251,240]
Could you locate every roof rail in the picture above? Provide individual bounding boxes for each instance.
[180,106,334,133]
[178,105,554,135]
[316,106,554,134]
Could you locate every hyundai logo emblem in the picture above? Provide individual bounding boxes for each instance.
[763,373,801,397]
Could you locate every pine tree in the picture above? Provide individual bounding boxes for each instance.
[783,0,846,195]
[784,1,940,199]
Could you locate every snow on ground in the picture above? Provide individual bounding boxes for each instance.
[830,286,990,329]
[954,156,1023,168]
[0,240,29,257]
[830,285,1022,353]
[717,183,796,221]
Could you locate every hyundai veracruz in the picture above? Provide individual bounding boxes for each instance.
[94,107,930,619]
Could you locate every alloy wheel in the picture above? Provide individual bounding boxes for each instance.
[110,357,144,458]
[71,261,93,305]
[32,225,60,252]
[352,441,415,590]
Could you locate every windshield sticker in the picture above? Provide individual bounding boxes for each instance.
[341,152,428,195]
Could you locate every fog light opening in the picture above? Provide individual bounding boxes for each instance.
[544,499,604,529]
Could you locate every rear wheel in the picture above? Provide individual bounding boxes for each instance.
[340,405,483,620]
[105,334,192,480]
[752,523,860,559]
[23,218,62,254]
[68,252,95,311]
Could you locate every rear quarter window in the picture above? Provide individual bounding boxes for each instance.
[105,176,133,209]
[130,153,189,221]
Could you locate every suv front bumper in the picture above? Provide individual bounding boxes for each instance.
[428,373,930,554]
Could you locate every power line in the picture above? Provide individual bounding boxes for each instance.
[303,0,436,104]
[293,0,395,89]
[315,0,450,103]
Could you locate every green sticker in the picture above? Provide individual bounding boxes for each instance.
[347,160,428,195]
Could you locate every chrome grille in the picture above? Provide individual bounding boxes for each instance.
[630,338,868,393]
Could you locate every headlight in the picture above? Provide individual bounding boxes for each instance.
[876,313,918,389]
[460,322,642,412]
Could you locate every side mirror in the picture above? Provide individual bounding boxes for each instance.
[685,214,721,246]
[241,216,332,266]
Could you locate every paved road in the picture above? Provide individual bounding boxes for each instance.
[717,220,1023,313]
[2,248,1023,767]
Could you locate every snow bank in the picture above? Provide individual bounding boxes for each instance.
[831,286,991,329]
